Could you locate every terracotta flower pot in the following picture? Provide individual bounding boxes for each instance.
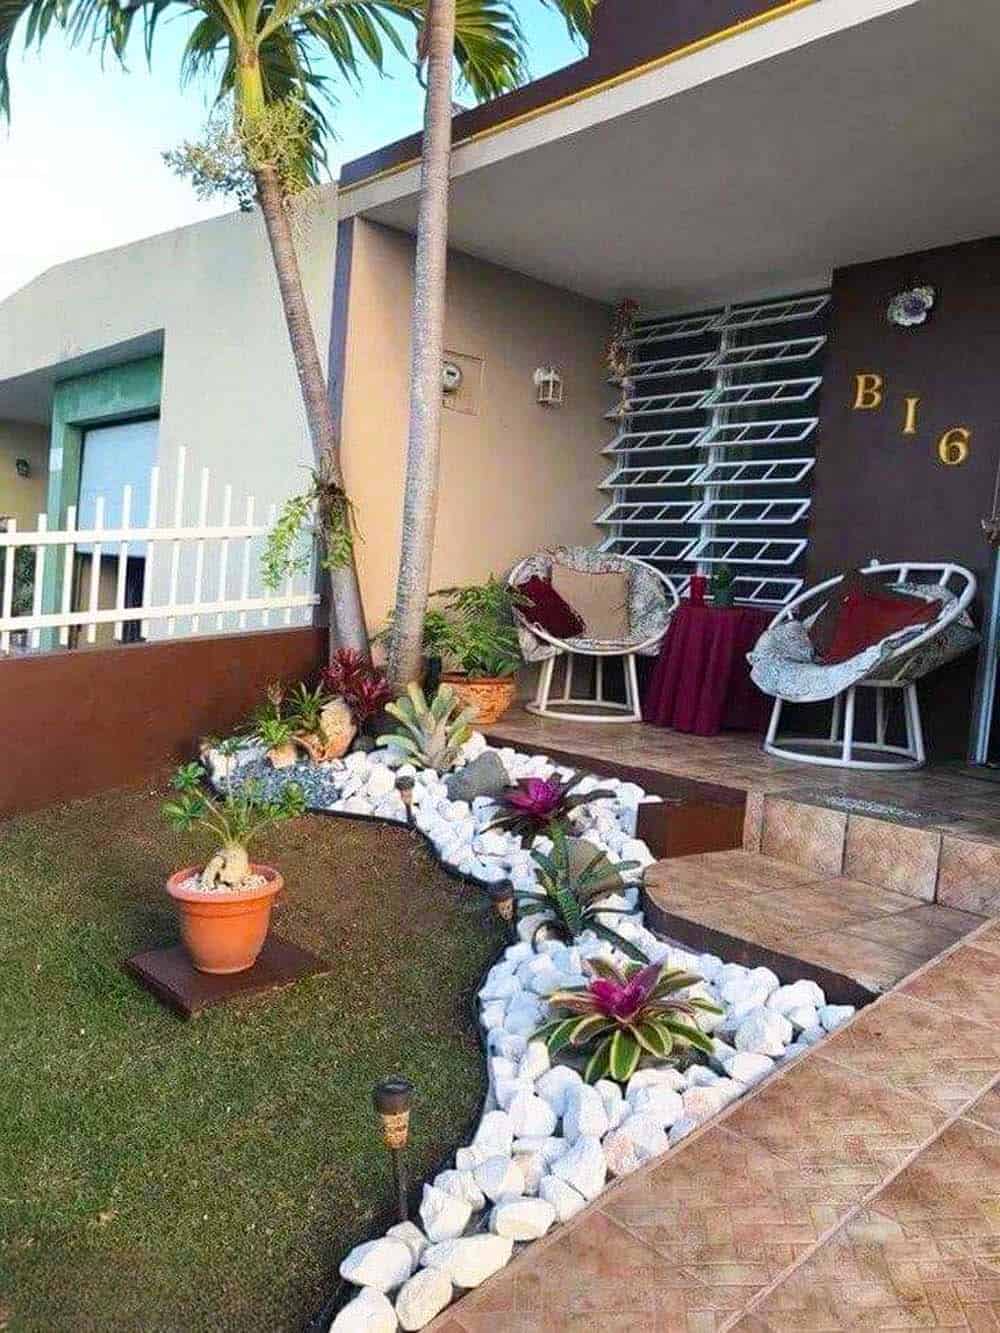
[166,864,284,975]
[442,673,517,726]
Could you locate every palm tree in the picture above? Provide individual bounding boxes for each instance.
[388,0,595,690]
[0,0,525,657]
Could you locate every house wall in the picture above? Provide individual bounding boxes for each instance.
[808,235,1000,757]
[0,421,48,525]
[338,218,611,631]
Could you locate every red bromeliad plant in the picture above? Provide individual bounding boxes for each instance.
[488,772,616,841]
[535,957,721,1084]
[321,648,393,727]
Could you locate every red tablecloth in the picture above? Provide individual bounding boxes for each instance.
[642,603,772,736]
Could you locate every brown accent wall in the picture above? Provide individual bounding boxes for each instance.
[339,0,798,187]
[808,235,1000,757]
[0,627,324,819]
[339,219,610,630]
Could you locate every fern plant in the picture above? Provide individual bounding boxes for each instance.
[517,824,645,961]
[377,683,477,771]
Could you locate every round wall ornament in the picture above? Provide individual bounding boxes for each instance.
[887,285,935,328]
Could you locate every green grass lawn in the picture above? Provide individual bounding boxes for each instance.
[0,781,503,1332]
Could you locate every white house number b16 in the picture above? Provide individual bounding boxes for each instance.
[852,373,971,466]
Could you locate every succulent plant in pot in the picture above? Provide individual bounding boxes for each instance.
[286,680,356,762]
[487,772,617,843]
[162,765,306,974]
[535,956,720,1083]
[256,716,299,770]
[378,682,477,771]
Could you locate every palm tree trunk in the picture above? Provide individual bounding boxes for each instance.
[254,162,369,660]
[386,0,456,691]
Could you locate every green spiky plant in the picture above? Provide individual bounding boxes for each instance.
[535,956,722,1083]
[285,682,331,739]
[162,764,306,890]
[377,682,477,771]
[516,824,645,960]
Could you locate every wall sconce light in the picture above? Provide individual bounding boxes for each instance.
[533,365,563,407]
[15,458,30,478]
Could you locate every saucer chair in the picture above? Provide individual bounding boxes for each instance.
[508,547,679,722]
[750,561,978,770]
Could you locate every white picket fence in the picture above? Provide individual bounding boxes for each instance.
[0,446,319,654]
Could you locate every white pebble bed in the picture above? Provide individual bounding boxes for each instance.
[264,735,861,1332]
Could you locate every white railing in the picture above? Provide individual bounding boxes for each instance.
[0,446,319,654]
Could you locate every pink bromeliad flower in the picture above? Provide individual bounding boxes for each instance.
[588,962,664,1021]
[504,776,564,817]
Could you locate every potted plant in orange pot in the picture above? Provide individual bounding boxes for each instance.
[434,576,526,726]
[162,765,305,974]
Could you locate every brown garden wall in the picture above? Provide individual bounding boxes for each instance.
[0,627,325,819]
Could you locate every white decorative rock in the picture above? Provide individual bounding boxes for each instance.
[395,1267,453,1332]
[563,1083,610,1142]
[767,979,826,1015]
[518,1041,551,1082]
[669,1115,699,1145]
[490,1197,556,1240]
[386,1222,429,1268]
[514,1134,568,1164]
[708,1039,738,1072]
[603,1113,669,1177]
[798,1024,826,1045]
[536,1065,583,1116]
[474,1155,525,1203]
[685,1065,720,1088]
[734,1007,794,1056]
[366,767,397,800]
[682,1084,730,1123]
[595,1079,626,1129]
[489,1055,518,1082]
[630,1084,684,1128]
[419,1184,472,1243]
[723,1052,775,1086]
[421,1235,514,1288]
[819,1003,855,1031]
[454,1146,483,1172]
[472,1111,514,1159]
[720,965,779,1006]
[480,1001,507,1031]
[511,1145,546,1195]
[339,1237,413,1292]
[551,1135,607,1200]
[331,1286,398,1332]
[503,997,544,1036]
[539,1175,587,1222]
[626,1068,686,1100]
[786,1004,819,1033]
[495,1076,535,1111]
[490,1033,528,1062]
[433,1169,485,1211]
[507,1091,558,1138]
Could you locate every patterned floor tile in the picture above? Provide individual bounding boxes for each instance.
[935,836,1000,915]
[735,1119,1000,1331]
[819,993,1000,1113]
[902,941,1000,1028]
[843,903,981,959]
[795,930,925,993]
[722,1056,946,1196]
[760,798,846,876]
[842,813,941,902]
[964,1085,1000,1135]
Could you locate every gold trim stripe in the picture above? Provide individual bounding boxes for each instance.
[340,0,819,198]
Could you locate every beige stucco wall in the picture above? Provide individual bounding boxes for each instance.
[0,187,339,536]
[341,218,611,630]
[0,421,48,526]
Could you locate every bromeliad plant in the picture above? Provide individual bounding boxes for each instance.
[162,764,306,890]
[320,648,393,728]
[378,682,477,772]
[517,825,644,961]
[488,772,617,841]
[536,957,722,1084]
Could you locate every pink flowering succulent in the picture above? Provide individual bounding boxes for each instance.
[489,772,616,841]
[535,957,721,1084]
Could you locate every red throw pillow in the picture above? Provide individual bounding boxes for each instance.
[517,575,585,639]
[818,579,937,664]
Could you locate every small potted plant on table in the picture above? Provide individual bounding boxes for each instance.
[162,765,305,974]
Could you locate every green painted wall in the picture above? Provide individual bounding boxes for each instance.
[42,356,162,622]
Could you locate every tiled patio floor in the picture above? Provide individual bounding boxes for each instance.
[427,922,1000,1332]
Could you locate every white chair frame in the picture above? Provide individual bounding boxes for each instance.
[762,561,976,770]
[509,554,679,723]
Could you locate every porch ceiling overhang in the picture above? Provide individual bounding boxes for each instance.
[0,332,163,425]
[343,0,1000,307]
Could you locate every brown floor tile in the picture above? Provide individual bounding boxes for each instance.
[723,1055,946,1197]
[819,992,1000,1113]
[763,878,916,930]
[842,902,980,959]
[936,835,1000,915]
[471,1209,730,1331]
[795,929,926,993]
[666,898,812,956]
[737,1118,1000,1331]
[656,850,819,895]
[602,1126,854,1314]
[842,812,940,902]
[743,790,765,853]
[967,919,1000,958]
[964,1084,1000,1134]
[902,939,1000,1028]
[760,798,846,876]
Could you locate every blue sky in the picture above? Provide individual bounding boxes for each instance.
[0,6,583,300]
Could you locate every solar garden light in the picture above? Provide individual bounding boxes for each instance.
[373,1076,415,1222]
[488,879,517,941]
[395,775,416,825]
